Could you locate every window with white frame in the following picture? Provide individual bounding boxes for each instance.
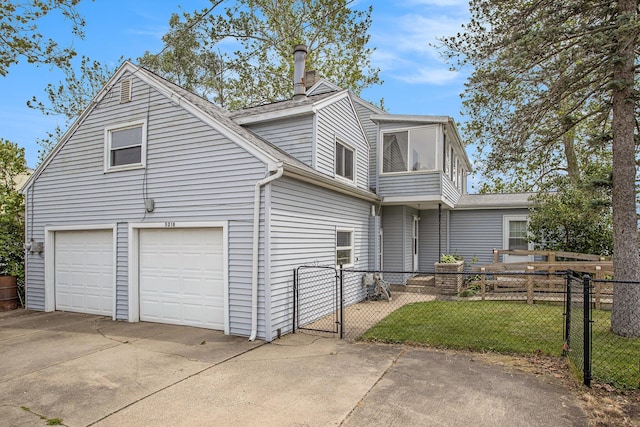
[336,229,354,266]
[335,139,354,181]
[105,121,146,171]
[507,219,529,250]
[382,126,438,173]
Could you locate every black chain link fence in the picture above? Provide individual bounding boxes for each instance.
[589,278,640,389]
[564,273,590,386]
[293,266,640,389]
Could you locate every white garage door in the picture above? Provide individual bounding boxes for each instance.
[139,228,225,330]
[55,230,114,316]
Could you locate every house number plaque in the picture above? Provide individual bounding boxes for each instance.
[164,222,176,227]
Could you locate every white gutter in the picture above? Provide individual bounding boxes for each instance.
[249,164,284,341]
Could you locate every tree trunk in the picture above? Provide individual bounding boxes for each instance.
[562,131,579,184]
[610,0,640,337]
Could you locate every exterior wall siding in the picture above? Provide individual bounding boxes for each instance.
[269,177,372,340]
[24,72,269,338]
[315,97,369,191]
[243,115,314,166]
[378,172,442,198]
[352,101,378,190]
[418,208,449,270]
[441,175,462,205]
[449,208,529,266]
[381,206,405,272]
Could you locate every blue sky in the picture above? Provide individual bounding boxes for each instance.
[0,0,471,170]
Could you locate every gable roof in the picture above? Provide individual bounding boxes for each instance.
[22,61,379,202]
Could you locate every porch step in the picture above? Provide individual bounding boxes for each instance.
[391,275,437,295]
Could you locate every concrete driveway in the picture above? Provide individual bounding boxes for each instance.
[0,310,588,426]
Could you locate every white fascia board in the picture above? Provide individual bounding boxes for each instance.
[306,79,342,95]
[346,95,371,149]
[232,104,315,125]
[369,114,450,124]
[351,95,386,115]
[382,195,455,209]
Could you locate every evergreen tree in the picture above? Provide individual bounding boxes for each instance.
[440,0,639,335]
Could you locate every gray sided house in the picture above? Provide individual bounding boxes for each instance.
[23,59,533,341]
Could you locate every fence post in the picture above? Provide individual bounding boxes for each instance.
[583,274,592,387]
[594,266,602,310]
[339,264,344,339]
[480,267,486,301]
[493,249,498,263]
[292,268,297,334]
[563,270,572,357]
[526,265,534,304]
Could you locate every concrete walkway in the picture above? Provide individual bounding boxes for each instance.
[0,310,588,426]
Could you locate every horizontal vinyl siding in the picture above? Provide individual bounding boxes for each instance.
[378,172,442,198]
[353,101,378,190]
[25,72,267,338]
[442,176,462,205]
[381,206,404,272]
[418,209,448,270]
[244,115,314,166]
[315,97,369,190]
[449,208,529,266]
[269,177,371,340]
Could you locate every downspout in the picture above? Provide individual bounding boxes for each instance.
[249,164,284,341]
[438,203,442,257]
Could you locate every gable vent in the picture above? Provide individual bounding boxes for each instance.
[120,79,132,103]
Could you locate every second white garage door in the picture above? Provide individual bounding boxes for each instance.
[139,228,225,330]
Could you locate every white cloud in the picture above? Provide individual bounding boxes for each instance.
[402,0,470,7]
[369,4,469,86]
[395,67,459,85]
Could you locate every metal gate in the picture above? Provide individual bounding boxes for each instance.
[293,265,343,337]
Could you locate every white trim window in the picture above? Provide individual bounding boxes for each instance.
[382,125,439,173]
[507,219,529,251]
[502,214,533,263]
[336,229,354,267]
[105,120,147,171]
[335,139,354,181]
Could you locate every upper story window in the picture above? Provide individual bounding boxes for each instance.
[335,139,354,181]
[382,126,438,173]
[104,120,146,172]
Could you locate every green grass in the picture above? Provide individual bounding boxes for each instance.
[359,300,640,388]
[591,310,640,388]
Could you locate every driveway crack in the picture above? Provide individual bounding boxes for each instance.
[338,346,407,426]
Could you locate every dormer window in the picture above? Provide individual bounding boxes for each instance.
[382,126,438,173]
[335,139,354,181]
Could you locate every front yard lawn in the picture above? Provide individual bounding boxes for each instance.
[359,300,640,388]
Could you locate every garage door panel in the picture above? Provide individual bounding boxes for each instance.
[139,228,225,330]
[55,230,114,316]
